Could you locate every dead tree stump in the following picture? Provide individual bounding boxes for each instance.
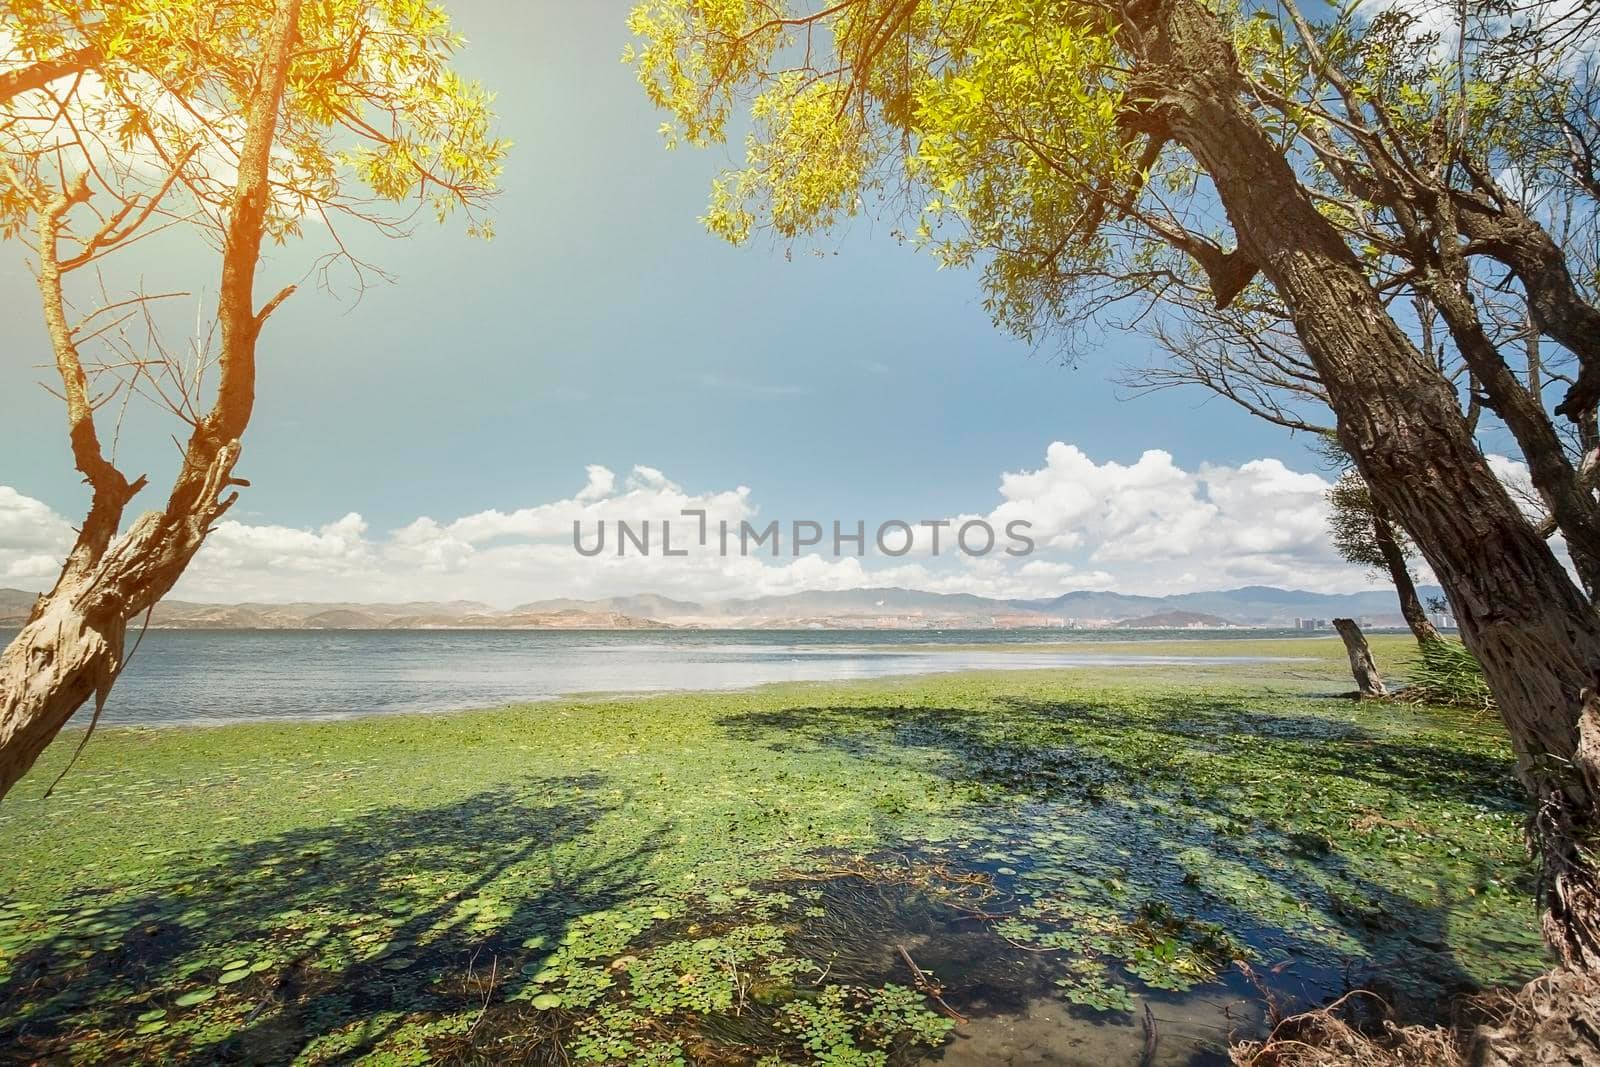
[1333,618,1388,699]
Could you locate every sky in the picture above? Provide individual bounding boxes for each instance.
[0,0,1474,606]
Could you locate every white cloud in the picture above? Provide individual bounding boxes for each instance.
[981,445,1355,592]
[1486,454,1543,520]
[0,487,74,582]
[9,441,1558,607]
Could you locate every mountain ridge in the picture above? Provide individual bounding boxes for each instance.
[0,584,1443,630]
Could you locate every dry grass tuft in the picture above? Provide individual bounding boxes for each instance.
[1232,970,1600,1067]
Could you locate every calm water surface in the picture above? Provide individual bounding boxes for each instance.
[0,627,1321,726]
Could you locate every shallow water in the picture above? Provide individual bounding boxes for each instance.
[769,873,1274,1067]
[0,628,1315,726]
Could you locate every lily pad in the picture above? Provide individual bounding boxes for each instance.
[530,993,562,1010]
[216,968,251,985]
[173,988,216,1007]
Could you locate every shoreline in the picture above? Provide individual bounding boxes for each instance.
[48,637,1333,732]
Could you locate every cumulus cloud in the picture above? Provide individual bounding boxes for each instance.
[6,442,1552,606]
[982,445,1355,591]
[0,487,74,582]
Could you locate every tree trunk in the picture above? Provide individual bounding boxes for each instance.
[1452,191,1600,421]
[1407,218,1600,601]
[0,0,301,801]
[1131,0,1600,969]
[1370,505,1441,647]
[1334,618,1388,698]
[0,447,242,798]
[0,595,125,797]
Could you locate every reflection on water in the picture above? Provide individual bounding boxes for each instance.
[0,628,1312,725]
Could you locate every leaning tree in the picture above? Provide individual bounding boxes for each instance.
[0,0,506,798]
[1120,286,1450,646]
[626,0,1600,971]
[1326,467,1442,647]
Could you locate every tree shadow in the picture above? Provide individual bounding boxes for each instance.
[0,694,1542,1064]
[714,692,1543,1023]
[1,774,666,1064]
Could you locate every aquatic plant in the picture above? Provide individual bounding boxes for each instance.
[0,650,1548,1063]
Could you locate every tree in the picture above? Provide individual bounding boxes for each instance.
[0,0,506,798]
[1327,469,1442,647]
[1122,281,1591,616]
[627,0,1600,969]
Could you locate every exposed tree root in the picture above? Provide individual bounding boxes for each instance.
[1231,970,1600,1066]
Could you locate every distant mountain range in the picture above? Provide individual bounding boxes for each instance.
[0,584,1442,631]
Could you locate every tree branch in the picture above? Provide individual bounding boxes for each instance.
[0,45,100,106]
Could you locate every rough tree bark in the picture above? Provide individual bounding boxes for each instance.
[1128,0,1600,968]
[1403,195,1600,601]
[0,0,302,800]
[1334,618,1389,698]
[1369,502,1442,647]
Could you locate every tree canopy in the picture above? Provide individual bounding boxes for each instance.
[2,0,507,241]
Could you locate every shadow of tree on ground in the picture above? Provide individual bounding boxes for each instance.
[715,692,1543,1022]
[1,774,666,1064]
[0,690,1545,1065]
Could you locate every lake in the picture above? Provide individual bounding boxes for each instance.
[0,627,1323,726]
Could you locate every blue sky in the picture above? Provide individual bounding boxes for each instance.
[0,0,1419,605]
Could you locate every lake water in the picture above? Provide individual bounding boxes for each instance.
[0,627,1321,726]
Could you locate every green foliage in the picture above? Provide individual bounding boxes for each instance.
[1402,639,1496,711]
[2,0,508,242]
[1231,0,1579,191]
[627,0,1159,342]
[627,0,1593,356]
[1327,469,1387,571]
[778,983,954,1066]
[1054,959,1135,1013]
[0,645,1545,1062]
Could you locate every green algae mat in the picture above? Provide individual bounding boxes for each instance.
[0,638,1550,1065]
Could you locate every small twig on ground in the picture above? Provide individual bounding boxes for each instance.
[897,944,968,1024]
[812,958,834,987]
[1140,1001,1160,1067]
[468,952,499,1037]
[242,990,277,1028]
[1235,959,1285,1025]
